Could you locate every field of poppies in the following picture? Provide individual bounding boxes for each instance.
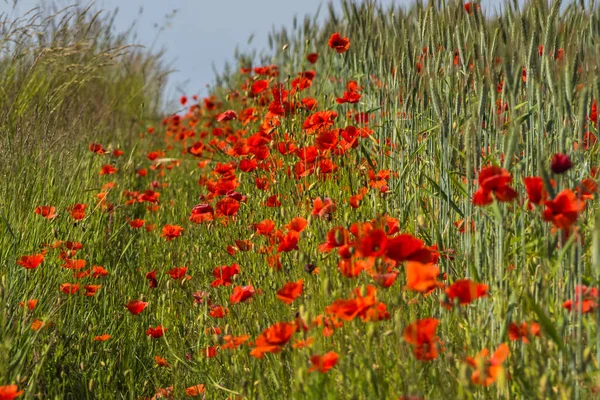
[1,0,600,399]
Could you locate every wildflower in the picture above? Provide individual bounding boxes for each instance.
[19,299,38,310]
[303,111,337,135]
[276,280,304,304]
[0,385,23,399]
[328,33,350,53]
[523,177,548,206]
[146,325,167,338]
[309,351,339,373]
[126,300,148,315]
[551,153,572,174]
[92,265,109,278]
[230,285,255,304]
[466,343,509,386]
[404,318,440,361]
[34,206,57,220]
[250,322,295,358]
[84,285,101,297]
[216,110,238,122]
[405,262,440,293]
[146,270,158,289]
[307,53,318,63]
[30,319,44,331]
[166,266,188,280]
[543,189,585,230]
[99,164,118,175]
[17,254,44,270]
[185,385,206,397]
[563,285,599,313]
[508,322,541,343]
[212,264,240,287]
[285,217,308,233]
[472,166,518,206]
[93,334,111,342]
[68,203,87,220]
[128,219,145,228]
[59,283,80,295]
[312,197,336,218]
[444,279,488,308]
[154,355,170,368]
[161,224,184,241]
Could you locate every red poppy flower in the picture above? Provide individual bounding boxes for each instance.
[209,305,229,318]
[17,254,45,270]
[154,355,170,368]
[161,224,184,241]
[30,319,44,331]
[309,351,339,373]
[266,195,282,207]
[146,270,158,288]
[230,285,255,304]
[385,234,434,263]
[167,266,188,280]
[215,197,240,217]
[34,206,57,220]
[250,322,295,358]
[523,176,548,206]
[250,79,269,96]
[306,53,318,63]
[138,190,160,203]
[464,2,480,14]
[508,321,541,343]
[551,153,572,174]
[92,265,109,278]
[405,262,440,293]
[563,285,599,313]
[99,164,118,175]
[276,280,304,304]
[254,219,276,235]
[315,129,339,151]
[328,33,350,53]
[444,279,488,308]
[146,325,167,338]
[89,143,105,154]
[20,299,38,310]
[185,384,206,397]
[312,197,336,219]
[212,264,241,287]
[472,166,518,206]
[285,217,308,232]
[0,385,24,400]
[404,318,440,361]
[319,227,350,252]
[466,344,509,386]
[93,334,111,342]
[303,111,338,135]
[216,110,238,122]
[543,189,585,229]
[358,228,387,257]
[336,81,362,104]
[60,283,80,295]
[68,203,87,220]
[126,300,148,315]
[277,230,299,253]
[84,285,101,297]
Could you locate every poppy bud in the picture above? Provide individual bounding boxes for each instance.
[551,153,572,174]
[304,263,317,274]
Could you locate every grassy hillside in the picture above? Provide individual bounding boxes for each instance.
[1,0,599,399]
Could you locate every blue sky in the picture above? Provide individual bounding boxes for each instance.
[2,0,505,103]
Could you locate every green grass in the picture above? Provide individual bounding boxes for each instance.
[1,0,599,398]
